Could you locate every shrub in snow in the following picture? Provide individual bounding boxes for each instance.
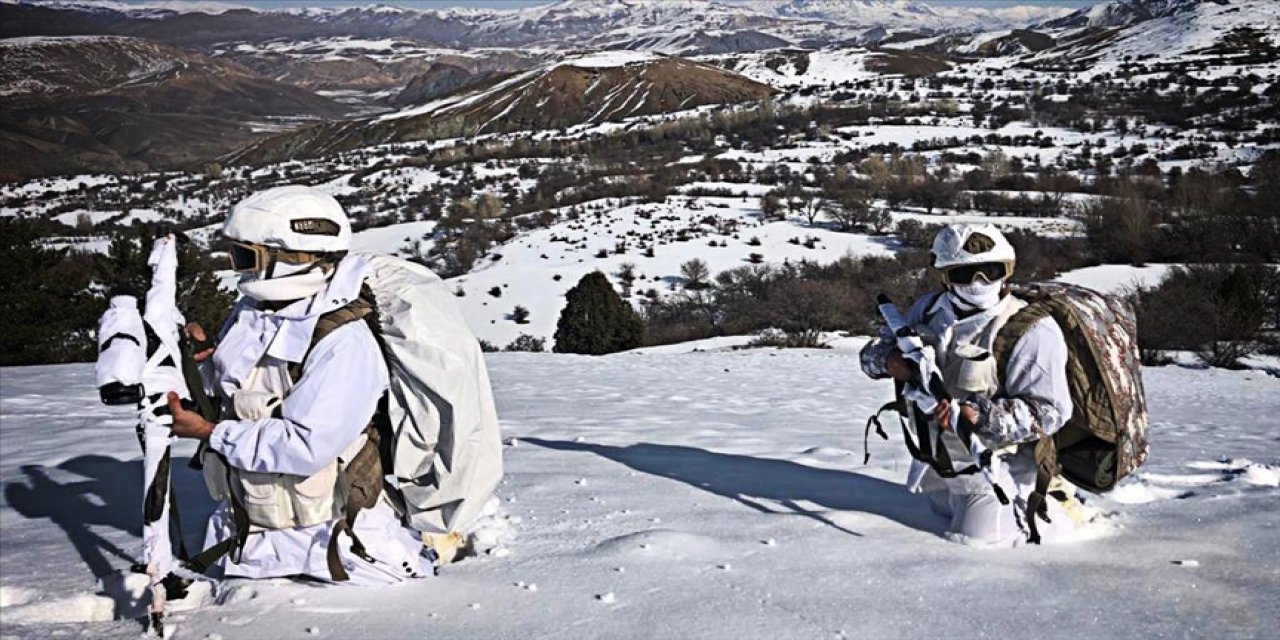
[747,253,765,264]
[748,328,828,349]
[1134,263,1278,369]
[512,305,531,325]
[504,334,546,353]
[489,286,503,298]
[553,272,644,355]
[680,259,711,291]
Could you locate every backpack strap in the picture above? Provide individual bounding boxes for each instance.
[288,288,388,581]
[326,425,384,582]
[993,301,1061,544]
[185,450,251,573]
[288,292,376,382]
[992,302,1052,386]
[1026,437,1061,544]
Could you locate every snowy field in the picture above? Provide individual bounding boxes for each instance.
[1,349,1278,639]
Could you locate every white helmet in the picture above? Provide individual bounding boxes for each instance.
[930,223,1016,275]
[224,186,352,301]
[224,185,352,254]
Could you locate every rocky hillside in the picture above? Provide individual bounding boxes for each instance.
[230,51,775,165]
[216,38,549,102]
[0,35,348,180]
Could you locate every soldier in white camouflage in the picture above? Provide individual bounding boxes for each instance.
[861,224,1092,546]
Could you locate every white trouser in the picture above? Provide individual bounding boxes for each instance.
[203,499,430,585]
[913,452,1081,547]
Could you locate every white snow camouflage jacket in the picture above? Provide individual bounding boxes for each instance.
[860,291,1074,453]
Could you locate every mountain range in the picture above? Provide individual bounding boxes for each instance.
[2,0,1073,50]
[2,0,1275,179]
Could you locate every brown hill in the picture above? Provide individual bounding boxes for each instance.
[1,36,349,180]
[231,54,775,166]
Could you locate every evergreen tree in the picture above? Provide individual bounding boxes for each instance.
[0,219,103,365]
[553,271,645,355]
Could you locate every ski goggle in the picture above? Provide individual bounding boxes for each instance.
[942,262,1011,285]
[228,241,323,274]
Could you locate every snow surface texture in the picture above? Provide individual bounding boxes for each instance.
[1,351,1277,638]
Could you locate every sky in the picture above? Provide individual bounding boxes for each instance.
[201,1,1100,11]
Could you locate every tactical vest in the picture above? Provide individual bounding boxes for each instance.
[913,294,1026,472]
[196,294,387,581]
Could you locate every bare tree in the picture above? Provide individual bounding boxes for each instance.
[680,258,712,290]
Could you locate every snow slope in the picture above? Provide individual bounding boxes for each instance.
[1,350,1277,638]
[446,195,897,348]
[1055,263,1178,293]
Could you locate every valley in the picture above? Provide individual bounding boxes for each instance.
[1,0,1277,355]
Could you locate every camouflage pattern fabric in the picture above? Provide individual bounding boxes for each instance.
[994,282,1150,493]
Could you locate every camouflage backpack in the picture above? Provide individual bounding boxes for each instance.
[994,282,1150,541]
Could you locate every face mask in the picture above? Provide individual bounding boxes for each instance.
[238,261,330,302]
[949,280,1004,311]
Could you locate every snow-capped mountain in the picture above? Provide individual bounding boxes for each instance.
[735,0,1071,31]
[2,0,1071,52]
[1040,0,1226,29]
[1029,0,1280,64]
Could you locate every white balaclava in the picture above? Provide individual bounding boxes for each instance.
[237,260,330,302]
[949,280,1004,311]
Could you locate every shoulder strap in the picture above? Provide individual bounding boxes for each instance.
[288,291,376,382]
[992,302,1053,385]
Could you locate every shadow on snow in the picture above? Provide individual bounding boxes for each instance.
[5,454,216,581]
[524,438,944,538]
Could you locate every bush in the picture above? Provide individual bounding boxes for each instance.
[503,334,546,352]
[511,305,530,324]
[1083,187,1156,265]
[642,252,932,349]
[1134,264,1278,368]
[748,328,829,349]
[553,272,645,355]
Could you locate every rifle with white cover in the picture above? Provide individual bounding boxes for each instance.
[95,234,211,635]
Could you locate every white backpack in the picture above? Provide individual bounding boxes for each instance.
[352,252,504,535]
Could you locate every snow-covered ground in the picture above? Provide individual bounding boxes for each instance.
[447,195,897,347]
[1055,263,1179,294]
[1,349,1277,638]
